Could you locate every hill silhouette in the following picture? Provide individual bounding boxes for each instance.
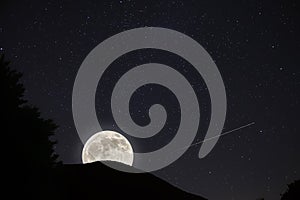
[46,161,207,200]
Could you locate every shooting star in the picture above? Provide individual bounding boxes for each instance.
[178,122,255,151]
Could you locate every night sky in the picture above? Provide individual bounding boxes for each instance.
[1,0,299,199]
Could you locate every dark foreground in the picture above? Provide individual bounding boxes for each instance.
[25,161,207,200]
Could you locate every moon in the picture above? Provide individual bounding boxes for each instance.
[82,130,134,166]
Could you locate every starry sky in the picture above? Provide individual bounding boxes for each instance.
[0,0,299,199]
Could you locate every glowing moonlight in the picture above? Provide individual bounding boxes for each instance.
[82,130,134,166]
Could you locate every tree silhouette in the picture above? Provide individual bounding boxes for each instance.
[281,180,300,200]
[1,54,59,198]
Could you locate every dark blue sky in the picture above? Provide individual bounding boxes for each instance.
[0,0,299,199]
